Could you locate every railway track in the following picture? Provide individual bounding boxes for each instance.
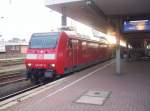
[0,84,42,102]
[0,61,23,67]
[0,78,26,86]
[0,72,26,86]
[0,57,24,67]
[0,75,66,105]
[0,73,66,102]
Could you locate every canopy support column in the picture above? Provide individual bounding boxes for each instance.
[115,22,121,75]
[116,34,121,74]
[61,7,67,26]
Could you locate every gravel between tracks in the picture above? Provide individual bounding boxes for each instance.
[0,80,32,98]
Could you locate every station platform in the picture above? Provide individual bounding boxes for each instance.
[1,59,150,111]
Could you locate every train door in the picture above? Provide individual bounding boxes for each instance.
[66,39,73,68]
[72,39,78,67]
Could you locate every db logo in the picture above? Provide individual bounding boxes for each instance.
[37,54,44,59]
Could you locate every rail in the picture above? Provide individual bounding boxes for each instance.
[0,84,41,102]
[0,72,26,86]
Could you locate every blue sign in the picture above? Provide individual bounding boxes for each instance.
[123,19,150,33]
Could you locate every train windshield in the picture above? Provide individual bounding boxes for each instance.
[29,33,59,49]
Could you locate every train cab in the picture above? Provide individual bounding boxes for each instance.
[25,32,62,82]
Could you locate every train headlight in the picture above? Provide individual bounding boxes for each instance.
[49,64,55,67]
[27,63,32,67]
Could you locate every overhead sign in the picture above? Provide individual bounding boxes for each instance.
[123,19,150,33]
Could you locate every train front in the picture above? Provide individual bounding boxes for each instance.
[25,32,59,83]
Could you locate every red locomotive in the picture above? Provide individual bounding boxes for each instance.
[25,31,113,83]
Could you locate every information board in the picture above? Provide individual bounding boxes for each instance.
[123,19,150,33]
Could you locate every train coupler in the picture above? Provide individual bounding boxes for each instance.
[44,70,55,78]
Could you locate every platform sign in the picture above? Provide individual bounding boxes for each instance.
[123,19,150,33]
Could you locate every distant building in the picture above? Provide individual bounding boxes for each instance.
[5,38,28,54]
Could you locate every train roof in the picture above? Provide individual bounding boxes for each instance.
[31,31,109,44]
[64,31,109,44]
[32,32,60,36]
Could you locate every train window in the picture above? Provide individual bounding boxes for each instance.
[29,33,59,49]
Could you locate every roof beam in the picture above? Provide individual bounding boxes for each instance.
[85,0,107,20]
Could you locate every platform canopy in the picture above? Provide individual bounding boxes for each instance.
[45,0,150,33]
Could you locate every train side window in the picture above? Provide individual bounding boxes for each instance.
[68,39,73,48]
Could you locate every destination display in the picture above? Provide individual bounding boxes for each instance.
[123,19,150,33]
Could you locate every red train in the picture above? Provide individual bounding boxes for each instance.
[25,31,113,83]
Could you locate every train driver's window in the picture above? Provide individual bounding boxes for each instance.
[68,39,72,48]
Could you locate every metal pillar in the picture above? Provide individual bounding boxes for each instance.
[116,31,121,75]
[61,7,67,26]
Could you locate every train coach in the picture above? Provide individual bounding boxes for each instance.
[25,31,113,83]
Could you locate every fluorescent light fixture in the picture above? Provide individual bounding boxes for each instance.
[129,20,149,23]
